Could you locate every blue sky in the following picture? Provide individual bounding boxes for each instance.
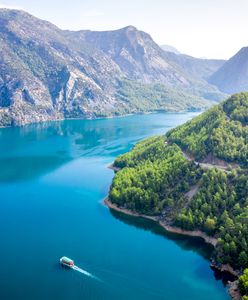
[1,0,248,59]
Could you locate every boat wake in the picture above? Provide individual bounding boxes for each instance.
[60,257,100,281]
[73,266,99,280]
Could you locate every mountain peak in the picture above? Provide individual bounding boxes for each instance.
[160,44,181,55]
[121,25,138,31]
[0,9,225,127]
[0,8,30,16]
[209,46,248,93]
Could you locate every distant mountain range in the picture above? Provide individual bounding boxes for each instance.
[160,44,181,54]
[0,9,243,127]
[209,47,248,94]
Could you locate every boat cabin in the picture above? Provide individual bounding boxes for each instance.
[60,256,74,267]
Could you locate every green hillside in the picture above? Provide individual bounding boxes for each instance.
[109,92,248,298]
[167,92,248,165]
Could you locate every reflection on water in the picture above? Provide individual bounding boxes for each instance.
[0,112,230,300]
[0,113,198,183]
[212,268,237,285]
[110,209,236,288]
[109,209,214,260]
[0,156,70,182]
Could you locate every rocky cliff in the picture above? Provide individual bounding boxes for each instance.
[0,9,225,126]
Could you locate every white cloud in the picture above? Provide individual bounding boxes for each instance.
[82,10,104,17]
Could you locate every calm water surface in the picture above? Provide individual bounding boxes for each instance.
[0,113,230,300]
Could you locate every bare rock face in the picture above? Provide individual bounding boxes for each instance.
[209,47,248,94]
[77,26,224,90]
[0,9,225,127]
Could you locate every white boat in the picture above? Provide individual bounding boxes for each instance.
[60,256,75,268]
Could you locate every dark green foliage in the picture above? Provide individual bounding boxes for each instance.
[110,136,202,215]
[175,168,248,268]
[239,269,248,297]
[109,92,248,271]
[115,80,210,113]
[223,93,248,124]
[167,93,248,166]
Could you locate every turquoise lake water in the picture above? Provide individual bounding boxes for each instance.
[0,113,230,300]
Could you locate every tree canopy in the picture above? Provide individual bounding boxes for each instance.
[109,92,248,284]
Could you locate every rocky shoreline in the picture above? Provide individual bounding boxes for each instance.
[228,281,242,300]
[108,164,121,172]
[104,198,242,299]
[104,198,218,246]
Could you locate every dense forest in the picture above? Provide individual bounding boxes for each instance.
[115,79,210,113]
[109,92,248,298]
[112,136,202,215]
[167,93,248,166]
[240,269,248,299]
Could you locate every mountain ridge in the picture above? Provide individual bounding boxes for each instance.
[160,44,181,54]
[209,46,248,94]
[0,9,226,127]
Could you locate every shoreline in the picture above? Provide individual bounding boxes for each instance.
[0,110,202,129]
[104,198,241,299]
[108,164,121,172]
[104,198,218,246]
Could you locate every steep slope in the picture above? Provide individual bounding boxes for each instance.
[160,44,181,54]
[209,47,248,94]
[73,26,225,101]
[0,9,124,126]
[0,9,225,127]
[163,51,225,81]
[108,93,248,277]
[75,26,185,85]
[167,92,248,165]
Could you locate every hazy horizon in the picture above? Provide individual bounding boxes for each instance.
[0,0,248,59]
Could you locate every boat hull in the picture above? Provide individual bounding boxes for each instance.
[60,258,74,268]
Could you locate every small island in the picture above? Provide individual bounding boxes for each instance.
[106,92,248,300]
